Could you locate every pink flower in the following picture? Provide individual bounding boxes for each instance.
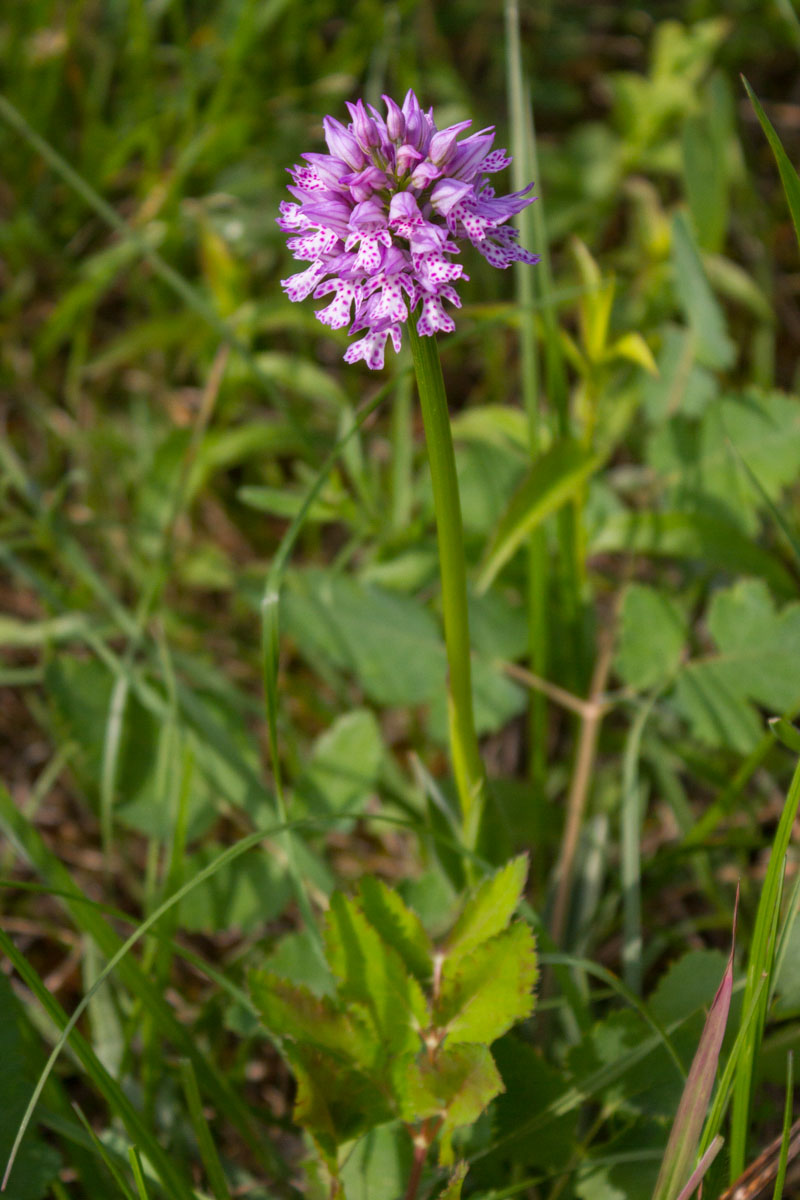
[279,90,539,369]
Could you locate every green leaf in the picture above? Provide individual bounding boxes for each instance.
[648,389,800,535]
[435,1162,469,1200]
[642,326,719,422]
[324,892,428,1056]
[674,579,800,752]
[743,76,800,254]
[339,1123,413,1200]
[358,876,433,984]
[286,1042,394,1167]
[249,971,378,1067]
[295,709,383,817]
[477,440,600,591]
[281,569,446,707]
[398,1044,503,1150]
[591,510,795,596]
[443,855,528,965]
[178,842,292,933]
[437,922,537,1045]
[263,930,337,998]
[615,584,687,690]
[489,1036,579,1170]
[0,975,61,1200]
[671,211,735,370]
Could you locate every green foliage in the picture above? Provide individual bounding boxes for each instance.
[4,3,800,1198]
[0,976,61,1200]
[675,580,800,753]
[250,857,536,1182]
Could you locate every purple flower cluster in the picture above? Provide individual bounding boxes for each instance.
[278,90,539,369]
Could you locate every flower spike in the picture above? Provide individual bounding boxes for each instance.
[278,91,540,368]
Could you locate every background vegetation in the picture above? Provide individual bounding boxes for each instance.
[2,1,800,1198]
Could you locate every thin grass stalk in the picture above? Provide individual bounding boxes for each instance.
[504,0,549,822]
[408,323,487,851]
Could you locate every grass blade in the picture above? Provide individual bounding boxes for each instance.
[729,758,800,1179]
[742,76,800,253]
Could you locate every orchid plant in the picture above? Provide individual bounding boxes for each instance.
[277,89,540,850]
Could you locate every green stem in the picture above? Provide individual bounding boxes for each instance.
[408,323,487,851]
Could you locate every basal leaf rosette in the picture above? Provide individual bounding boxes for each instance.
[278,90,539,368]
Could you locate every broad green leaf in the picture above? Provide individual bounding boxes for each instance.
[437,922,537,1045]
[574,1121,664,1200]
[358,876,433,984]
[262,930,336,998]
[398,1044,503,1149]
[449,405,530,450]
[671,211,735,370]
[280,569,523,736]
[488,1036,579,1170]
[254,351,348,408]
[178,842,292,933]
[443,855,528,965]
[249,971,378,1067]
[648,389,800,535]
[743,77,800,254]
[295,709,383,817]
[674,579,800,753]
[339,1123,413,1200]
[324,892,428,1055]
[615,584,687,690]
[477,440,599,590]
[648,950,729,1027]
[286,1042,394,1168]
[281,569,446,707]
[591,510,795,596]
[642,326,719,421]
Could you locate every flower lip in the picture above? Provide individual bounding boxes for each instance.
[278,92,538,368]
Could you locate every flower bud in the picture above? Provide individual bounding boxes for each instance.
[323,116,365,171]
[429,120,471,166]
[345,99,380,150]
[382,94,406,141]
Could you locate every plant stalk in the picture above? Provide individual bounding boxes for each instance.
[408,324,486,851]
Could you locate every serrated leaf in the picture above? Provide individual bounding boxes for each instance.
[249,970,378,1067]
[358,876,433,983]
[398,1044,503,1142]
[477,441,600,591]
[591,510,795,596]
[436,1162,469,1200]
[648,389,800,536]
[324,892,427,1055]
[443,856,528,965]
[674,579,800,752]
[437,922,537,1046]
[286,1042,394,1168]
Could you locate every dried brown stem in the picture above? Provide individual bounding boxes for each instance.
[550,629,616,948]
